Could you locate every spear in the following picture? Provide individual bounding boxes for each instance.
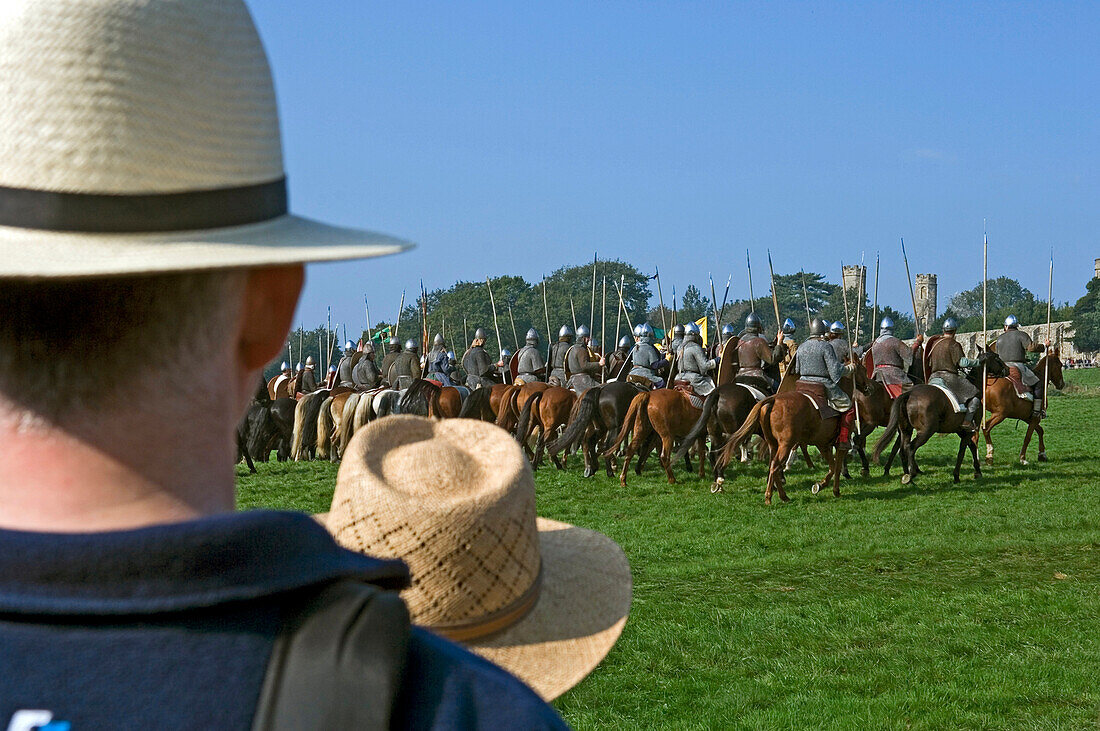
[542,277,552,364]
[364,296,373,341]
[287,338,292,371]
[655,266,669,342]
[326,306,332,373]
[394,289,406,338]
[672,286,677,330]
[767,250,782,337]
[840,262,861,434]
[853,251,865,347]
[746,249,756,313]
[901,238,921,335]
[718,273,732,327]
[298,325,303,369]
[463,317,468,347]
[709,273,721,348]
[982,223,988,431]
[507,303,520,350]
[485,276,505,363]
[614,275,624,353]
[871,254,880,344]
[569,295,578,333]
[1043,249,1054,415]
[614,276,634,332]
[800,270,812,325]
[601,275,608,383]
[590,252,598,338]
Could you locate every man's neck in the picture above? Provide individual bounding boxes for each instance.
[0,392,238,534]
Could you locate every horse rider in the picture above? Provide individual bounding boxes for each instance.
[352,340,381,388]
[792,318,856,447]
[735,312,787,394]
[826,321,851,362]
[325,364,338,389]
[778,318,798,375]
[380,336,402,384]
[867,317,923,398]
[426,333,447,371]
[667,324,686,361]
[386,339,422,390]
[515,329,547,384]
[463,328,502,389]
[710,323,736,360]
[335,340,358,387]
[676,322,716,395]
[626,323,667,389]
[296,355,319,395]
[607,335,633,377]
[566,325,605,395]
[549,325,573,386]
[926,318,983,431]
[996,314,1050,419]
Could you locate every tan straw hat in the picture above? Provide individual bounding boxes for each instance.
[0,0,411,278]
[327,415,632,701]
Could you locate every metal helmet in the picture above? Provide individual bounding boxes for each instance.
[404,339,418,352]
[387,337,400,350]
[525,328,539,343]
[305,355,315,366]
[558,325,573,339]
[577,324,591,339]
[809,318,828,336]
[362,340,375,354]
[446,350,456,362]
[618,335,632,349]
[328,364,337,374]
[672,323,685,337]
[830,321,846,335]
[782,318,796,334]
[1004,314,1019,329]
[433,333,445,346]
[942,317,958,333]
[685,321,701,336]
[632,324,644,337]
[721,323,735,337]
[474,327,488,340]
[639,323,653,341]
[295,362,304,371]
[500,348,512,360]
[880,316,895,334]
[280,361,290,371]
[745,312,763,333]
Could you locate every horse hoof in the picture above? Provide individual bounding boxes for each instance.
[1019,458,1028,466]
[811,482,821,495]
[710,477,724,494]
[860,469,870,478]
[953,475,960,484]
[1038,452,1048,462]
[584,468,595,478]
[901,473,912,485]
[780,493,791,503]
[764,496,772,506]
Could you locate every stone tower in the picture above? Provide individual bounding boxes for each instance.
[915,274,937,333]
[841,265,866,294]
[1095,258,1099,280]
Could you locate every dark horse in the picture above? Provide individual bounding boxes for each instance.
[872,352,1008,485]
[239,377,294,465]
[671,383,760,486]
[982,351,1064,465]
[547,382,647,478]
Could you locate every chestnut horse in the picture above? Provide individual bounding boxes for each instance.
[602,389,705,486]
[457,383,512,421]
[716,390,850,505]
[671,383,760,484]
[514,386,577,468]
[872,352,1008,485]
[494,382,550,434]
[547,382,647,478]
[982,351,1064,465]
[400,379,467,419]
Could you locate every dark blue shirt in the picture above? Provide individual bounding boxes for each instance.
[0,510,567,730]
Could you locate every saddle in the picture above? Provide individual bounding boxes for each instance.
[926,379,967,413]
[794,381,841,421]
[992,366,1031,399]
[672,381,704,409]
[626,374,653,388]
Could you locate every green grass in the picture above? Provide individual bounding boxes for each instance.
[237,369,1100,729]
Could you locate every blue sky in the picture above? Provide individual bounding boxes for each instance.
[249,1,1099,333]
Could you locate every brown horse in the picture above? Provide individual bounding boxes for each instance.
[400,379,467,419]
[872,352,1008,485]
[847,358,899,478]
[671,383,761,485]
[514,386,577,468]
[494,382,550,433]
[546,381,647,478]
[457,382,512,421]
[602,389,704,486]
[982,351,1064,465]
[316,387,354,461]
[716,389,850,505]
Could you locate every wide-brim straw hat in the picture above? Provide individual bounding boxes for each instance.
[326,415,632,701]
[0,0,410,278]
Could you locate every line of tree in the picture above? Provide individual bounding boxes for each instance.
[1072,277,1100,353]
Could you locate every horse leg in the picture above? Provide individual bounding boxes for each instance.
[883,434,902,477]
[618,433,640,488]
[532,424,547,470]
[830,446,844,497]
[966,431,982,479]
[855,431,871,478]
[636,431,658,475]
[982,413,1004,465]
[772,444,791,503]
[952,435,969,483]
[661,434,677,485]
[904,426,935,483]
[1036,423,1047,462]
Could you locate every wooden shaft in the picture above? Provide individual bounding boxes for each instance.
[656,266,668,340]
[486,276,504,360]
[542,278,552,363]
[901,238,921,335]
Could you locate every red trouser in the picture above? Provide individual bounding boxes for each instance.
[836,408,856,445]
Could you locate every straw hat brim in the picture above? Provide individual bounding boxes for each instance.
[453,516,631,701]
[0,213,411,278]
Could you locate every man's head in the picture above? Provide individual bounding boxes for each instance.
[576,325,590,345]
[473,327,488,347]
[388,337,401,353]
[558,325,573,343]
[672,324,685,339]
[942,318,958,337]
[1004,315,1019,330]
[745,313,762,334]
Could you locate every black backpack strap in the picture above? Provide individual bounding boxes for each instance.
[251,580,411,731]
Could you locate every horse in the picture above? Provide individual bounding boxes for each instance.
[456,383,511,421]
[291,389,330,460]
[513,386,576,468]
[671,383,761,484]
[316,387,354,461]
[400,379,468,419]
[547,381,647,478]
[982,350,1064,465]
[872,352,1008,485]
[494,382,550,433]
[602,389,705,487]
[847,358,898,478]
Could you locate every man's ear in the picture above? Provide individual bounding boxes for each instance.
[238,265,305,370]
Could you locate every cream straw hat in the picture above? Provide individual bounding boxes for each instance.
[327,415,632,701]
[0,0,411,278]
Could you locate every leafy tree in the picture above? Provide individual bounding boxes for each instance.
[1074,278,1100,318]
[1072,278,1100,353]
[677,285,709,324]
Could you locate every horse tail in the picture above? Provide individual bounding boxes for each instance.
[354,391,374,428]
[291,393,314,461]
[458,385,491,419]
[872,390,911,463]
[673,388,720,462]
[716,396,774,471]
[548,386,600,456]
[400,379,438,417]
[515,390,543,442]
[316,396,335,460]
[337,393,361,455]
[603,391,648,458]
[494,384,521,428]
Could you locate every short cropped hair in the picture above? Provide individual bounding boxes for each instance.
[0,271,242,419]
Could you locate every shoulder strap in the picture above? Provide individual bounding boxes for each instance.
[251,580,411,731]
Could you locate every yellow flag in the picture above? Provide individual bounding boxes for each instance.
[695,316,709,347]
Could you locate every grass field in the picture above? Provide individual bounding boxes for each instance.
[238,368,1100,729]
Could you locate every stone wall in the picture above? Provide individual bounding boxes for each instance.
[905,321,1088,359]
